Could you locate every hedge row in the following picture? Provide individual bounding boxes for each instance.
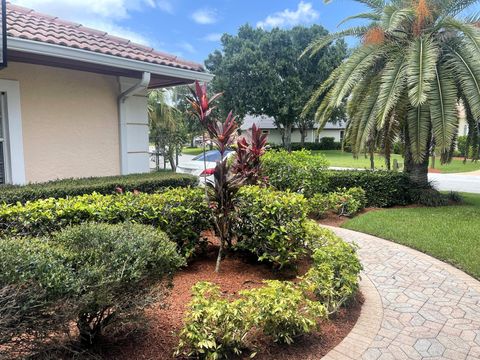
[0,171,198,205]
[0,187,211,258]
[269,138,342,151]
[324,170,412,207]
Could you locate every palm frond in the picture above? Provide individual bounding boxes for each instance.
[382,6,415,32]
[407,105,431,163]
[442,18,480,54]
[301,26,370,58]
[338,12,381,27]
[447,42,480,118]
[407,36,439,107]
[377,54,407,127]
[329,45,382,107]
[429,64,459,159]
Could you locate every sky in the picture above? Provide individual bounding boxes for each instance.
[11,0,480,65]
[10,0,373,64]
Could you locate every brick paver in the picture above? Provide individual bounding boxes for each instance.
[323,226,480,360]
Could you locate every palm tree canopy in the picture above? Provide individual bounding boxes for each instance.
[305,0,480,164]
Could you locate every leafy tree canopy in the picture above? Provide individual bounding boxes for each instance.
[205,24,347,148]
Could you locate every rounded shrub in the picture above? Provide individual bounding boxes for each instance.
[234,186,309,269]
[0,223,185,355]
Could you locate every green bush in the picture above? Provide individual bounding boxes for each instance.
[309,187,366,218]
[269,139,341,151]
[324,170,412,207]
[176,282,250,359]
[0,171,198,205]
[309,193,332,219]
[0,187,211,257]
[176,280,326,359]
[409,188,451,207]
[262,149,329,196]
[240,280,326,344]
[0,223,184,354]
[301,223,362,314]
[234,186,309,269]
[457,135,468,157]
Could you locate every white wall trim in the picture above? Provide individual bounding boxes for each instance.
[0,79,26,184]
[9,37,214,83]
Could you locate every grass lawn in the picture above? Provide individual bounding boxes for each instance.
[182,147,204,156]
[343,193,480,279]
[313,150,480,173]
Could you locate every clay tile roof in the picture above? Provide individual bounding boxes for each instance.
[6,2,206,72]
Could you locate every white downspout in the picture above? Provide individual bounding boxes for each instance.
[118,72,151,175]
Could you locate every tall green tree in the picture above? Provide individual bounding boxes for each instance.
[206,24,347,149]
[148,90,186,171]
[305,0,480,186]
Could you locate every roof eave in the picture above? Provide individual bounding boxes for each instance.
[8,37,214,83]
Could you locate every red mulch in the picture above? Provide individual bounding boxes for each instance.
[428,168,442,173]
[93,244,362,360]
[316,208,379,227]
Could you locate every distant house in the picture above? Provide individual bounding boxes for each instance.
[240,115,346,145]
[0,3,212,185]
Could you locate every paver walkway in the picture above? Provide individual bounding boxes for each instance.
[324,226,480,360]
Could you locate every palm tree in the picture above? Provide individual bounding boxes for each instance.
[304,0,480,186]
[148,90,183,171]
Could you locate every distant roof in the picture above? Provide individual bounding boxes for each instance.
[7,2,205,73]
[240,115,346,131]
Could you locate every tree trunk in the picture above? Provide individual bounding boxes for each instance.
[369,151,375,170]
[299,127,307,147]
[285,124,293,152]
[404,133,430,188]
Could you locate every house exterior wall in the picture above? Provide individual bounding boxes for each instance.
[119,77,150,175]
[0,62,121,183]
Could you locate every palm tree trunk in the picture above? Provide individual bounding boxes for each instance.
[404,132,429,188]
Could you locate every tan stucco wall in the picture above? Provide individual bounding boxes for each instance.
[0,62,120,183]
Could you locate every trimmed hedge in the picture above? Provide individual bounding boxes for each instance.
[324,170,411,207]
[269,138,342,151]
[262,149,330,197]
[234,186,309,269]
[0,171,198,205]
[0,187,211,258]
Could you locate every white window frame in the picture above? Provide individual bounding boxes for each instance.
[0,79,25,184]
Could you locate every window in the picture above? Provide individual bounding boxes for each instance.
[340,130,345,143]
[0,92,7,184]
[261,130,269,135]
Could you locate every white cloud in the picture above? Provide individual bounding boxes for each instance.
[11,0,158,45]
[179,42,196,53]
[156,0,174,14]
[202,33,222,42]
[191,8,218,24]
[256,1,319,29]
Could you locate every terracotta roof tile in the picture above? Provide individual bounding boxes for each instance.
[6,2,206,73]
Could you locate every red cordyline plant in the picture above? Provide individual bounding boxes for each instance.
[187,81,267,272]
[232,123,268,185]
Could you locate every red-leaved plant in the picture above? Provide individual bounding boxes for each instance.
[231,123,268,185]
[187,81,267,272]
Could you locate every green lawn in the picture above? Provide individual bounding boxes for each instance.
[313,150,480,173]
[343,193,480,279]
[182,147,204,156]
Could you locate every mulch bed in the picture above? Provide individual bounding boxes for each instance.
[94,243,363,360]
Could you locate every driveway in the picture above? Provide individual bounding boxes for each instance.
[429,173,480,194]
